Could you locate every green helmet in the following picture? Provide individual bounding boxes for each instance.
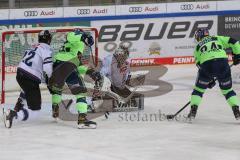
[65,32,85,54]
[67,32,82,45]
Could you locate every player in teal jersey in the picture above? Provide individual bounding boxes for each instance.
[49,29,102,129]
[188,28,240,120]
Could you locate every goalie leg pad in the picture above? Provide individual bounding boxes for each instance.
[132,93,144,110]
[113,93,144,112]
[111,85,132,98]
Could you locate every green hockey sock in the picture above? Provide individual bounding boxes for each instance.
[227,96,240,107]
[190,95,202,106]
[52,94,62,105]
[76,102,88,113]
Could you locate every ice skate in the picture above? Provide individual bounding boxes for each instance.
[232,106,240,120]
[78,113,97,129]
[14,98,24,112]
[52,104,59,119]
[187,105,198,121]
[3,99,29,128]
[3,109,17,128]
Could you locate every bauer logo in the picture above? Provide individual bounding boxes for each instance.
[129,7,143,13]
[98,20,214,42]
[77,9,90,15]
[24,11,38,17]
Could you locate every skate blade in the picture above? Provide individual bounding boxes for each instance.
[186,117,195,123]
[3,110,11,128]
[77,124,97,129]
[52,117,59,122]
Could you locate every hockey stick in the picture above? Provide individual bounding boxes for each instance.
[105,85,139,104]
[88,45,96,67]
[166,63,234,120]
[166,101,190,119]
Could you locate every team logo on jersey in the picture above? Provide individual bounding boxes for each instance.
[148,42,161,55]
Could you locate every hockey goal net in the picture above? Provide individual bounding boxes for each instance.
[0,27,98,105]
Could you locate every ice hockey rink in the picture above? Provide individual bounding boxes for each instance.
[1,64,240,160]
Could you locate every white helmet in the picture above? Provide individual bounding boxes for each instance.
[113,45,129,67]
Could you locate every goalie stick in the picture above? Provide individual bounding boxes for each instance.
[166,63,234,120]
[92,73,143,113]
[105,85,139,104]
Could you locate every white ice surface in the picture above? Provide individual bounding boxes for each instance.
[1,64,240,160]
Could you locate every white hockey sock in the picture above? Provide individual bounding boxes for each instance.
[17,108,40,121]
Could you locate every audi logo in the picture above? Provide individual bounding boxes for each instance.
[180,4,194,10]
[24,11,38,17]
[77,9,90,15]
[129,7,142,13]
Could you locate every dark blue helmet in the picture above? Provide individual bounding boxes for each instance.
[73,28,83,35]
[38,30,52,45]
[194,28,209,42]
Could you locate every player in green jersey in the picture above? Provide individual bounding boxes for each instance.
[188,28,240,120]
[49,29,102,129]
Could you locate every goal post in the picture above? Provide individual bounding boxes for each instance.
[0,27,98,104]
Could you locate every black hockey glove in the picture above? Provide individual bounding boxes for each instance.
[233,54,240,65]
[91,71,102,82]
[208,79,216,89]
[81,33,94,47]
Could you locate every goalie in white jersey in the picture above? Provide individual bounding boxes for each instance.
[101,45,132,97]
[3,30,53,128]
[92,45,145,112]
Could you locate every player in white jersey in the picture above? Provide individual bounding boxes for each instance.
[3,30,53,128]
